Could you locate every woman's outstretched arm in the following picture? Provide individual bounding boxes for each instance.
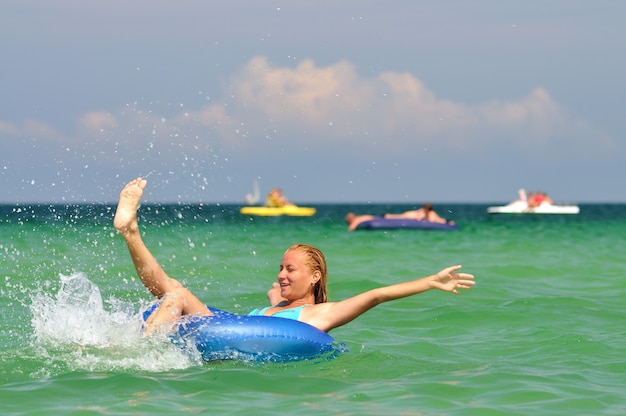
[302,265,475,332]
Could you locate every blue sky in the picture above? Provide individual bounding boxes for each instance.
[2,1,624,204]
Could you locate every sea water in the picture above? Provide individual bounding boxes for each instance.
[1,203,625,415]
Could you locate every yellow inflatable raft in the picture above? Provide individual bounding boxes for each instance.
[239,205,316,217]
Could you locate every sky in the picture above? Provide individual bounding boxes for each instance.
[2,1,625,204]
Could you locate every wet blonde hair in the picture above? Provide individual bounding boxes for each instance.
[285,243,328,303]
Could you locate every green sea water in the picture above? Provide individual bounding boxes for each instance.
[1,203,625,415]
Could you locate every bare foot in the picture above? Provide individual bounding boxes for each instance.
[114,177,147,236]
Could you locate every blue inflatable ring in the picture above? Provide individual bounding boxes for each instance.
[143,305,337,362]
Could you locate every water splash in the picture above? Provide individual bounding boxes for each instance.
[31,272,111,346]
[28,272,201,373]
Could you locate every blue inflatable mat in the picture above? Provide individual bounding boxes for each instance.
[356,218,459,231]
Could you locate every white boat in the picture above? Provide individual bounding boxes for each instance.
[487,200,579,215]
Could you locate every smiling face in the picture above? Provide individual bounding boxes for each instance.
[277,249,320,302]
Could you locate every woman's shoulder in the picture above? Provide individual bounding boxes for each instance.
[297,302,339,332]
[298,302,334,317]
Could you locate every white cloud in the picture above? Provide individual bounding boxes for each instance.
[174,57,608,158]
[78,112,118,131]
[0,121,21,137]
[0,119,67,143]
[1,56,615,161]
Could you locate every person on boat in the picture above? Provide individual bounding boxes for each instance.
[115,178,475,335]
[265,187,292,207]
[527,191,553,208]
[543,193,554,205]
[527,191,540,208]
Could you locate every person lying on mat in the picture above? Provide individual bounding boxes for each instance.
[382,203,450,224]
[344,203,453,231]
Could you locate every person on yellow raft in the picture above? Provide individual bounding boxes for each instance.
[265,187,293,207]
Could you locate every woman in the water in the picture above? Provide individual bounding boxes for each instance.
[114,178,475,335]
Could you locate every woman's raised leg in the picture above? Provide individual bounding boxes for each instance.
[114,177,211,334]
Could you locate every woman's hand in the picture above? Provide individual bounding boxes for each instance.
[267,282,288,305]
[430,265,476,294]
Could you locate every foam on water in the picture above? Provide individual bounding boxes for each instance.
[28,272,201,373]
